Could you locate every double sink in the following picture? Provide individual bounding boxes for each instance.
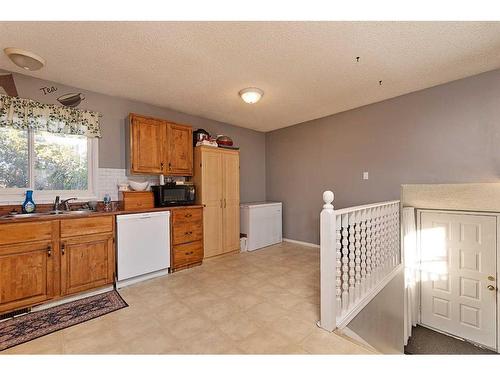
[1,210,93,220]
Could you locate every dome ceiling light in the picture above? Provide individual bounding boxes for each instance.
[239,87,264,104]
[4,47,46,71]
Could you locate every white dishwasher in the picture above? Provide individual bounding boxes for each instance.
[116,211,170,288]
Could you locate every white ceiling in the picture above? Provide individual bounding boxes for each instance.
[1,22,500,132]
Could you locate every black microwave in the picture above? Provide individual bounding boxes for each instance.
[151,185,196,207]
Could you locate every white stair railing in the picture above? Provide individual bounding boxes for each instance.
[319,191,401,332]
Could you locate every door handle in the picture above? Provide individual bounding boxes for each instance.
[47,245,52,257]
[224,199,226,208]
[61,244,65,256]
[487,285,496,291]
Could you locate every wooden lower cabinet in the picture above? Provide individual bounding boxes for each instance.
[172,241,203,270]
[171,207,204,272]
[0,217,116,314]
[61,233,115,296]
[0,240,57,313]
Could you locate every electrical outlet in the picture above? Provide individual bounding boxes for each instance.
[363,172,369,180]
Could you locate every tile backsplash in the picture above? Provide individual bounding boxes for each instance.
[97,168,159,201]
[0,168,185,205]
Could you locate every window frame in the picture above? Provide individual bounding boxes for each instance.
[0,129,98,204]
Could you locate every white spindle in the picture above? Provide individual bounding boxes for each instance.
[354,212,362,301]
[360,210,367,295]
[320,191,401,331]
[348,213,356,306]
[374,206,382,281]
[341,214,350,311]
[335,218,342,316]
[319,191,336,332]
[365,208,373,289]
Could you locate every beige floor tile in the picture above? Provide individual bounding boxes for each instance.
[245,302,288,324]
[236,328,292,354]
[300,329,373,354]
[263,314,317,343]
[215,312,262,341]
[178,327,240,354]
[198,300,241,323]
[155,301,192,323]
[3,331,64,355]
[2,243,374,355]
[228,292,266,311]
[181,291,220,310]
[167,314,214,340]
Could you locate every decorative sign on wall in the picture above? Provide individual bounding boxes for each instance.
[39,86,57,95]
[56,92,85,108]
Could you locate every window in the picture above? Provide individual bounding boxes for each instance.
[0,127,97,201]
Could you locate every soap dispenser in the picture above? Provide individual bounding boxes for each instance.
[22,190,36,213]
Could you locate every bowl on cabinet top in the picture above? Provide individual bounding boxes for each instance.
[216,135,233,146]
[128,180,150,191]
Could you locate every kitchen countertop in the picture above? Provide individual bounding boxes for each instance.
[0,204,203,224]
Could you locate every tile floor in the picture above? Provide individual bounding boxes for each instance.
[3,242,374,354]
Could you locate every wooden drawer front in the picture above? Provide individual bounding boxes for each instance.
[173,241,203,267]
[0,221,53,245]
[172,221,203,245]
[172,207,202,225]
[121,191,155,210]
[60,216,113,238]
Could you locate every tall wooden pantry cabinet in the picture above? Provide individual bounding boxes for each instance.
[193,146,240,258]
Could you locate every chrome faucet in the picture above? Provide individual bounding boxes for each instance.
[53,196,61,211]
[61,197,78,211]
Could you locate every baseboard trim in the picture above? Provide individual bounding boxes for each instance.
[283,238,320,248]
[31,285,114,312]
[116,268,170,289]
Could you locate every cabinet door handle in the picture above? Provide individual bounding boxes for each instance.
[185,213,192,218]
[47,245,52,257]
[160,162,164,170]
[184,231,193,235]
[61,244,65,256]
[224,199,227,208]
[168,162,172,170]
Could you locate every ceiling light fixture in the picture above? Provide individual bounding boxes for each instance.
[239,87,264,104]
[4,47,46,71]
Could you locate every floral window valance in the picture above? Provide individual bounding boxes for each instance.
[0,94,101,138]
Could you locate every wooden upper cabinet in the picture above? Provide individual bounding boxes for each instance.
[167,123,193,176]
[128,114,193,176]
[130,114,166,174]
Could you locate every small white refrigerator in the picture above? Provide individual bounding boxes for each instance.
[240,202,282,251]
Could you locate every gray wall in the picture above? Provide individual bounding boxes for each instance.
[347,267,404,354]
[266,69,500,244]
[6,71,266,202]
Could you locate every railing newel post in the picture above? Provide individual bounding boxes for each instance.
[319,190,336,332]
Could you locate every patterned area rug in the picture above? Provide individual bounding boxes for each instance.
[0,290,127,351]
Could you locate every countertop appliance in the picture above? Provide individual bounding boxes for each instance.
[240,202,282,251]
[151,184,195,207]
[116,211,170,287]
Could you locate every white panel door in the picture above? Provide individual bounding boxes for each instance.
[420,211,497,349]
